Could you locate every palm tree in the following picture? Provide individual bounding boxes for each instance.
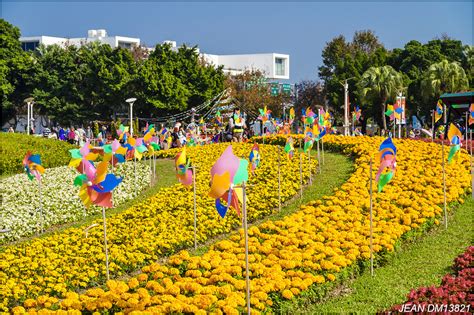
[421,59,469,99]
[358,65,404,130]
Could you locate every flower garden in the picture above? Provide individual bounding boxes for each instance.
[0,162,151,243]
[0,135,471,314]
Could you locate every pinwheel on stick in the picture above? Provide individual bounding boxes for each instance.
[23,152,45,233]
[74,158,122,280]
[175,147,200,249]
[103,139,128,172]
[209,145,251,311]
[249,143,260,173]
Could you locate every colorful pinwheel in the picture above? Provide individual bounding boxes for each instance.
[103,139,128,166]
[447,123,462,164]
[394,102,403,120]
[289,107,295,124]
[385,104,395,121]
[175,147,193,186]
[303,135,313,153]
[258,106,271,124]
[353,106,361,123]
[126,137,148,160]
[375,137,397,192]
[69,140,100,171]
[215,111,222,126]
[284,137,294,160]
[23,152,45,181]
[117,124,129,142]
[305,107,316,125]
[249,143,260,172]
[209,146,249,218]
[74,160,122,208]
[468,103,474,126]
[435,100,444,123]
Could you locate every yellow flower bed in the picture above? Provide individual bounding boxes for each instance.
[0,143,316,311]
[10,135,471,314]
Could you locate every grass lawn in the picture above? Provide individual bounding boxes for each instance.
[277,196,474,314]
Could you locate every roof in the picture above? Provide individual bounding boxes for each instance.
[440,91,474,106]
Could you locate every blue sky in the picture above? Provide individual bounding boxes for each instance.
[2,1,472,82]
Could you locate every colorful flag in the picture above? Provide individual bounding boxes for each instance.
[376,137,397,192]
[447,123,462,164]
[435,100,444,123]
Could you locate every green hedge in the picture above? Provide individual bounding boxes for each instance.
[0,133,76,176]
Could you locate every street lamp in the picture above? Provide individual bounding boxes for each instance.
[24,97,34,135]
[126,98,137,137]
[339,78,355,136]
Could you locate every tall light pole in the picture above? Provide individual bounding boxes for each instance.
[126,98,137,137]
[25,97,34,135]
[340,78,354,136]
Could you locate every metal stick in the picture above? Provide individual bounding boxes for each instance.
[369,157,374,277]
[308,148,312,184]
[134,155,137,193]
[322,138,325,166]
[192,165,197,250]
[149,152,152,186]
[278,146,281,211]
[299,150,303,201]
[431,110,435,142]
[317,139,321,174]
[242,181,251,314]
[441,139,448,229]
[153,153,156,180]
[471,129,473,200]
[102,207,110,280]
[38,179,44,233]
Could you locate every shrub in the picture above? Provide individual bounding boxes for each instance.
[0,133,76,176]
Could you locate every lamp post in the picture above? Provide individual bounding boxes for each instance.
[340,78,355,136]
[25,97,34,135]
[126,98,137,137]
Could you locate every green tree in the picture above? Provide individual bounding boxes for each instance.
[421,59,469,101]
[319,30,388,124]
[0,19,34,125]
[135,44,224,117]
[358,65,404,130]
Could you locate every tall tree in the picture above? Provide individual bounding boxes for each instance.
[319,30,388,123]
[420,59,469,101]
[358,65,404,130]
[135,43,224,117]
[0,19,33,125]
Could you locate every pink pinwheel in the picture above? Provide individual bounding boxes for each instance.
[209,146,249,218]
[74,160,122,208]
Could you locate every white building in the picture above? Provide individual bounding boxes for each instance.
[20,29,140,51]
[163,41,290,80]
[203,52,289,80]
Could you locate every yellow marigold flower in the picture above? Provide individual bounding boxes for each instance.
[281,289,294,299]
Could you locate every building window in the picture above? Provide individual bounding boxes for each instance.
[275,58,286,76]
[118,41,132,49]
[21,41,39,51]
